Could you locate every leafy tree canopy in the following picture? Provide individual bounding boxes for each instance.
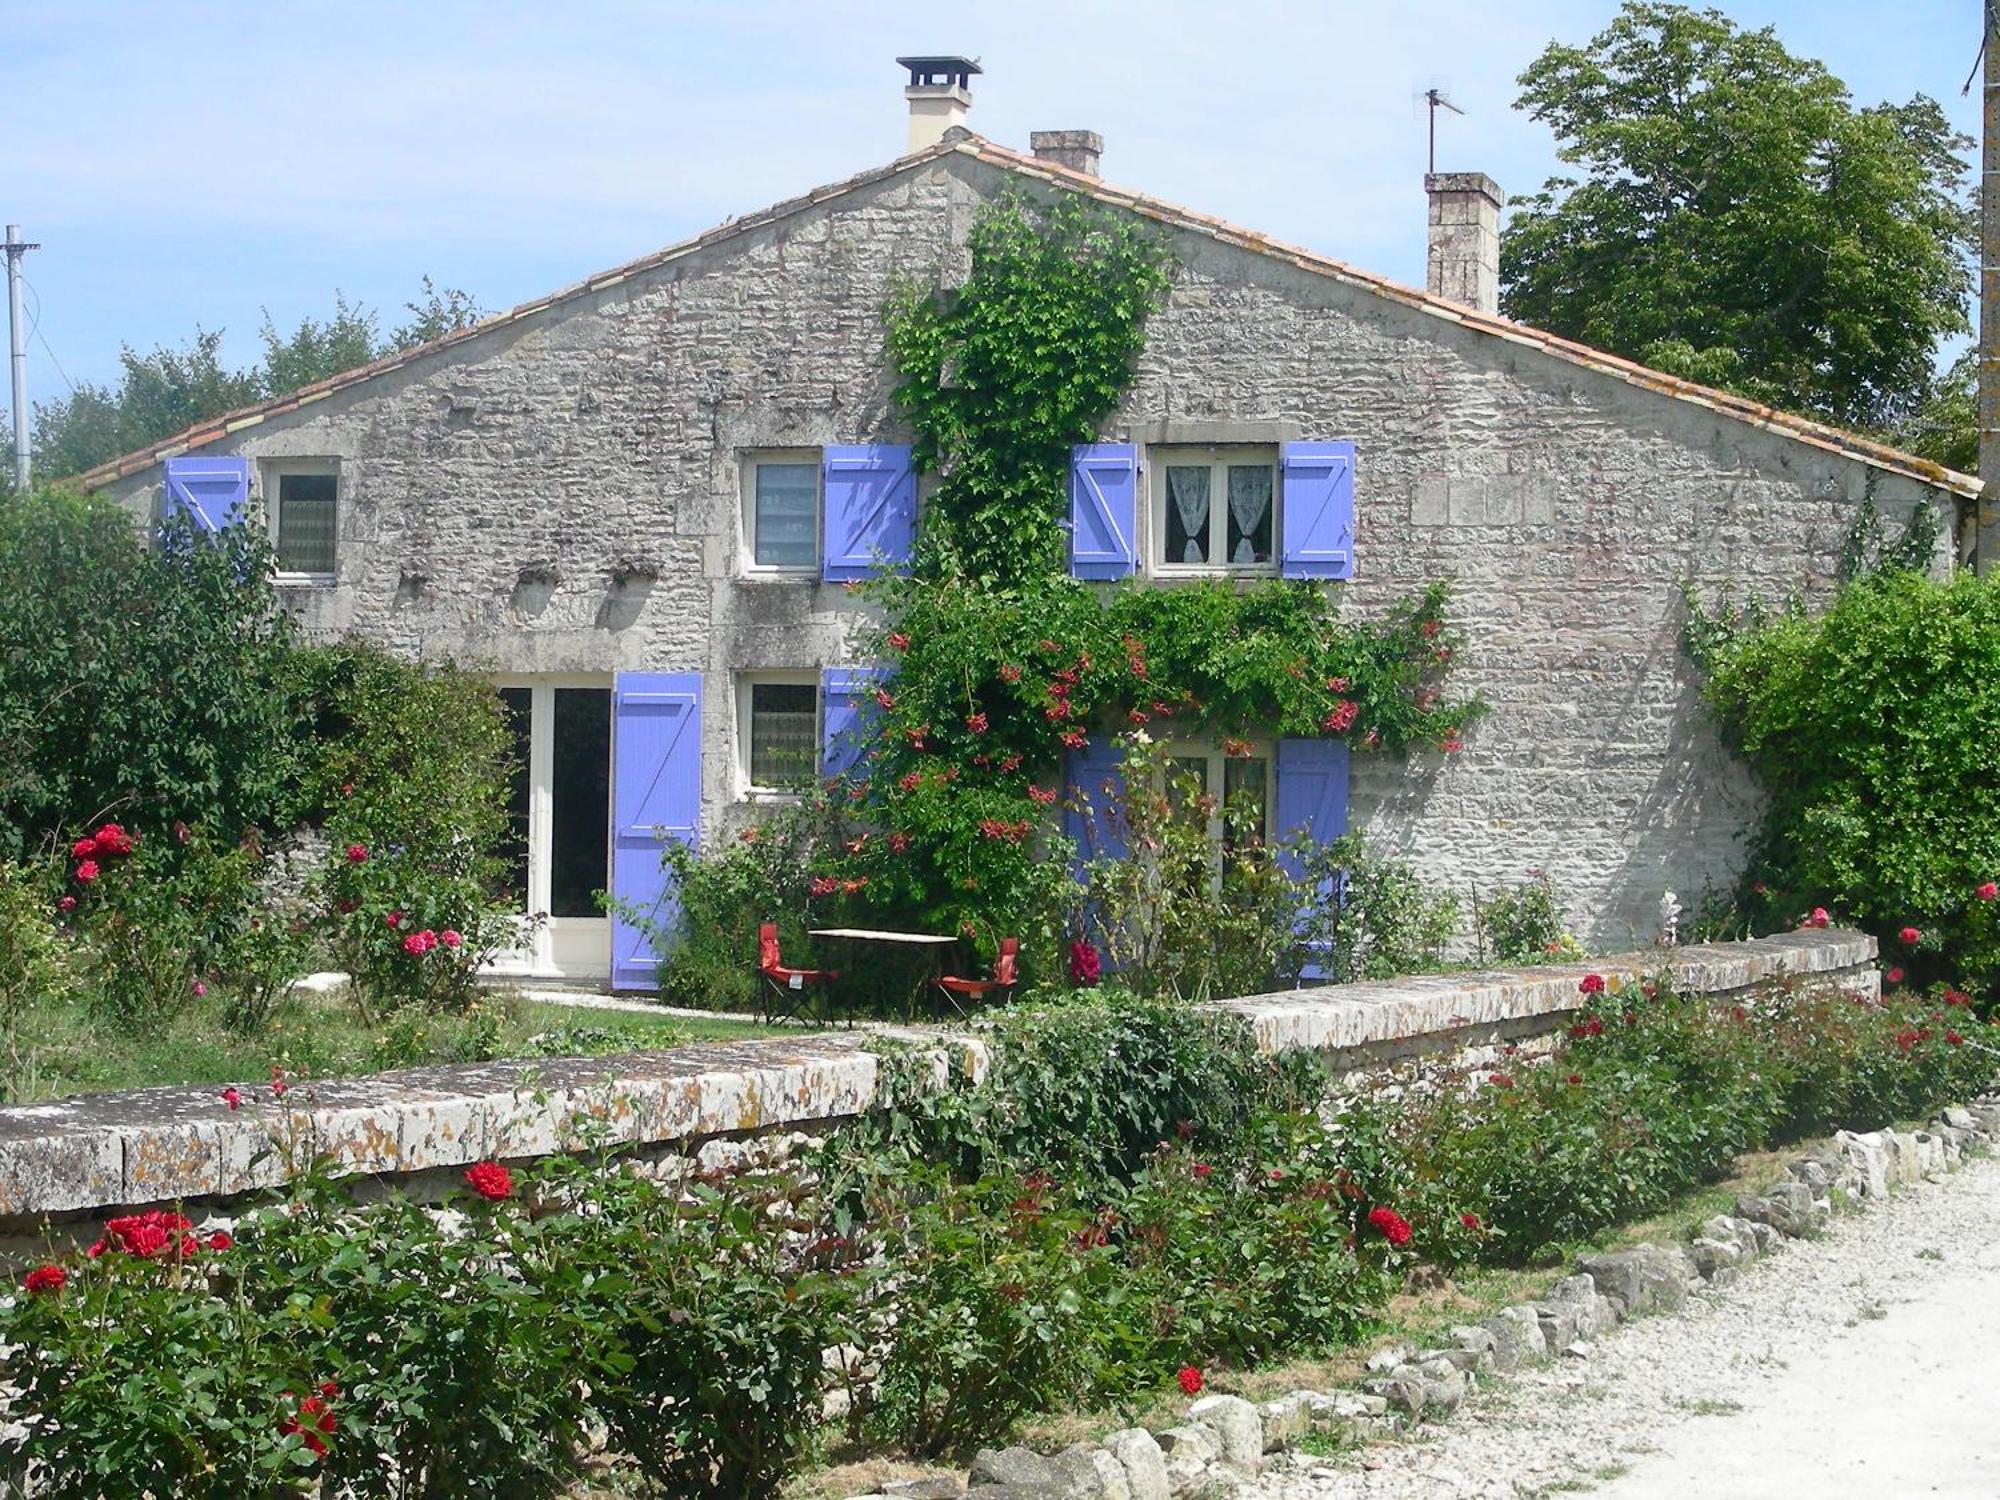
[1501,2,1974,434]
[33,278,483,479]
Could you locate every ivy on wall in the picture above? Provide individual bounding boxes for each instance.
[818,193,1481,944]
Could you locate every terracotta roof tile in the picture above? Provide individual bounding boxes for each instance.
[75,134,1978,500]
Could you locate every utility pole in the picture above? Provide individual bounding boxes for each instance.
[1980,3,2000,572]
[4,224,36,493]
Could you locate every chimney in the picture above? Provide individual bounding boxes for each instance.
[897,55,981,154]
[1424,172,1504,316]
[1030,130,1103,177]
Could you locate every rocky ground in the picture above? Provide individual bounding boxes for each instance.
[1249,1142,2000,1499]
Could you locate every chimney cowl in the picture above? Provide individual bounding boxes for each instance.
[898,54,980,154]
[1030,129,1104,177]
[1424,172,1505,316]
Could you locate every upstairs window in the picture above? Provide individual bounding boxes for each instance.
[1152,446,1277,573]
[269,466,338,577]
[744,453,820,571]
[740,676,819,794]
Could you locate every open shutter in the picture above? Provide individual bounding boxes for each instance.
[822,445,915,581]
[1274,736,1351,979]
[162,456,250,534]
[610,672,702,991]
[1063,737,1128,870]
[1069,443,1138,580]
[1279,441,1356,580]
[821,666,891,779]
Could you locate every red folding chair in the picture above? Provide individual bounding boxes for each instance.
[757,922,837,1024]
[931,937,1020,1018]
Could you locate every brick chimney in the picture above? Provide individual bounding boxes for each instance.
[898,55,981,154]
[1425,172,1504,315]
[1030,130,1103,177]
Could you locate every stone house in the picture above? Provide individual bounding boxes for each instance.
[84,58,1978,988]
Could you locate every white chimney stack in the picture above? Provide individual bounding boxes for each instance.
[898,55,981,154]
[1425,172,1505,315]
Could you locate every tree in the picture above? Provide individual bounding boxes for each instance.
[1501,2,1975,434]
[32,281,484,478]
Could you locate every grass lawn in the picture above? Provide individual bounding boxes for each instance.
[2,987,793,1105]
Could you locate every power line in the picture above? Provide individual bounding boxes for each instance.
[21,276,80,398]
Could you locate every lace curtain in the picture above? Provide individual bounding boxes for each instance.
[1227,466,1272,564]
[1166,467,1210,564]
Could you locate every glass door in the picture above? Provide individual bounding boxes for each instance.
[491,679,613,981]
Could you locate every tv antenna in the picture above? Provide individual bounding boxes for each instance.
[1422,87,1463,174]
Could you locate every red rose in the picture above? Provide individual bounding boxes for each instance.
[1898,926,1922,946]
[1460,1212,1481,1231]
[1192,1162,1212,1179]
[385,911,402,928]
[1885,967,1905,985]
[70,836,97,859]
[57,895,76,913]
[1488,1072,1516,1088]
[93,823,133,856]
[1808,907,1830,928]
[1978,881,1999,902]
[208,1231,233,1251]
[1178,1365,1204,1396]
[74,859,100,883]
[1068,938,1101,988]
[1947,1030,1965,1046]
[345,843,368,863]
[401,932,430,956]
[221,1087,242,1110]
[440,929,463,949]
[1367,1205,1414,1246]
[280,1391,336,1457]
[22,1264,65,1294]
[1578,973,1606,995]
[463,1161,513,1201]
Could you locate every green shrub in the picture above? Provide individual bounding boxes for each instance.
[1476,870,1578,963]
[1298,832,1461,982]
[0,490,302,857]
[1690,568,2000,999]
[295,643,518,1014]
[0,862,70,1097]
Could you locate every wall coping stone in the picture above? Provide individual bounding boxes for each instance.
[0,929,1872,1219]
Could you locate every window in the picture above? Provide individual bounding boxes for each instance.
[270,468,338,577]
[1152,446,1276,572]
[740,677,819,794]
[1164,739,1271,864]
[744,452,820,570]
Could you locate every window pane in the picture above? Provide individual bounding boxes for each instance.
[750,682,818,789]
[549,689,610,918]
[1223,755,1268,853]
[1166,755,1210,818]
[497,688,532,910]
[754,463,818,568]
[276,472,337,574]
[1226,465,1274,565]
[1163,466,1211,565]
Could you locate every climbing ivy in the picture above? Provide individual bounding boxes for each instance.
[886,194,1171,587]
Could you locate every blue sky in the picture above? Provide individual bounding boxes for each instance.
[4,1,1982,399]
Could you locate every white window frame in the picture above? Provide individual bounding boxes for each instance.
[485,675,613,983]
[736,671,821,800]
[260,458,340,585]
[1160,736,1274,868]
[740,449,822,575]
[1147,444,1280,577]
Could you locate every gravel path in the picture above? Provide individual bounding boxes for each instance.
[1250,1148,2000,1500]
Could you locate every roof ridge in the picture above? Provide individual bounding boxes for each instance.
[74,133,1977,500]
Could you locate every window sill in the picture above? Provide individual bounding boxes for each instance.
[739,787,806,805]
[737,567,820,583]
[273,572,337,589]
[1149,565,1280,580]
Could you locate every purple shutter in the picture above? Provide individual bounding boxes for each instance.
[821,666,891,779]
[1279,441,1356,580]
[1063,737,1128,871]
[162,456,250,534]
[610,672,702,991]
[1069,443,1137,579]
[822,445,915,581]
[1274,736,1351,979]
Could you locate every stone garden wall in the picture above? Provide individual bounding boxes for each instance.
[0,929,1873,1236]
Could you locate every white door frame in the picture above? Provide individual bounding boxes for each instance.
[486,675,612,984]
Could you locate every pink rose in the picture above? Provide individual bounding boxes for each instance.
[440,929,463,949]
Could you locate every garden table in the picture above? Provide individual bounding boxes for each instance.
[808,928,959,1021]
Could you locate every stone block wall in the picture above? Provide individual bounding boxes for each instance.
[0,929,1874,1238]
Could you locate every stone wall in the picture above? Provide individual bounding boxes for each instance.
[93,144,1961,950]
[0,929,1874,1234]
